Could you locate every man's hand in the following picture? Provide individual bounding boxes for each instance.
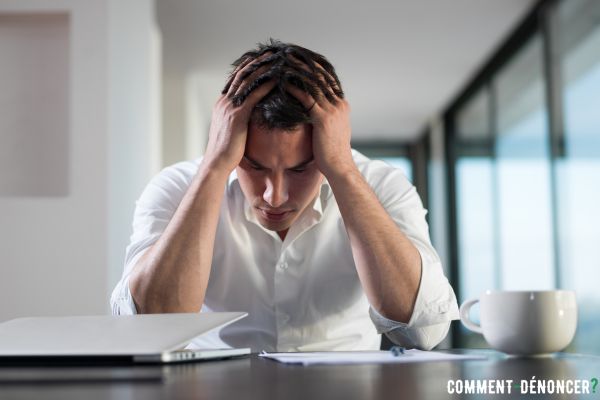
[204,56,276,173]
[287,61,422,324]
[286,64,355,178]
[129,55,277,314]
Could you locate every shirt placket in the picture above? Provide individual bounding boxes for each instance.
[274,249,291,350]
[241,186,329,351]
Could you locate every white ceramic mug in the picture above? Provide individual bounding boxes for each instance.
[459,290,577,356]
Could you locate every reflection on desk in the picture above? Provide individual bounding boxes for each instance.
[0,349,599,399]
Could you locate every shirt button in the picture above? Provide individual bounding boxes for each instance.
[279,262,288,270]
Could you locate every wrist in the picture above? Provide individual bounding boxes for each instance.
[198,157,233,182]
[321,158,358,181]
[201,154,238,175]
[321,153,358,180]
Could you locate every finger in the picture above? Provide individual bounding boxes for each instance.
[238,78,277,112]
[230,67,278,107]
[285,83,316,112]
[226,60,258,98]
[234,52,278,91]
[225,53,274,98]
[221,56,255,94]
[313,61,344,98]
[309,62,342,104]
[282,67,328,107]
[287,56,338,105]
[233,64,273,98]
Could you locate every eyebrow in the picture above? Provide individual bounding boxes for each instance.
[243,155,314,170]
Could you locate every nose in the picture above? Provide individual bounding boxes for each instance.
[263,173,289,208]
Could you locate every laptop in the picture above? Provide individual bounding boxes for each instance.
[0,312,250,365]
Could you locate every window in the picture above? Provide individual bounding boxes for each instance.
[453,87,496,348]
[446,0,600,354]
[555,0,600,354]
[494,34,555,290]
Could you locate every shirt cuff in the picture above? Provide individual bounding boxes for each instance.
[368,245,459,347]
[110,273,139,315]
[111,243,156,315]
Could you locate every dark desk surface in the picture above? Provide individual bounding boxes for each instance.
[1,350,599,399]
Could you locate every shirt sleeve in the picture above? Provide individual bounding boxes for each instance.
[358,156,459,350]
[368,247,458,350]
[110,161,196,315]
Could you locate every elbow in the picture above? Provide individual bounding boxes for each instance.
[110,275,140,316]
[421,320,451,350]
[385,321,451,351]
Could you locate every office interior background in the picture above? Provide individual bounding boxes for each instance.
[0,0,598,354]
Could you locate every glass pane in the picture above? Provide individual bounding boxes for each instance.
[456,89,490,142]
[454,87,495,348]
[494,34,555,290]
[456,159,497,301]
[454,86,496,302]
[557,0,600,354]
[456,158,496,348]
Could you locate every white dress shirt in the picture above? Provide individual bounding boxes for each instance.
[111,150,459,352]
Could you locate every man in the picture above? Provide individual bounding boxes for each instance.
[111,40,459,351]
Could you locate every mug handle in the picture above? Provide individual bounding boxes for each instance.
[459,298,483,334]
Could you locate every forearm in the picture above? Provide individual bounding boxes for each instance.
[129,160,229,314]
[327,166,422,323]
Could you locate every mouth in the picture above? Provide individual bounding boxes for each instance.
[258,208,293,222]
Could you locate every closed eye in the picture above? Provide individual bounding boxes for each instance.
[242,157,266,171]
[288,159,314,173]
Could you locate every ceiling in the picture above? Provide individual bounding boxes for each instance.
[157,0,536,141]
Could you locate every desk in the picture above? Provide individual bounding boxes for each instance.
[1,350,599,399]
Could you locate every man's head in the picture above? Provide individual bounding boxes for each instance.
[225,40,343,238]
[222,38,344,130]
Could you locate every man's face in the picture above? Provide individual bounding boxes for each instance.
[236,122,324,238]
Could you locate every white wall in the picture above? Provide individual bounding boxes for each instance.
[162,71,217,166]
[161,60,226,164]
[162,73,187,166]
[0,14,69,196]
[184,72,213,161]
[0,0,160,322]
[107,0,162,301]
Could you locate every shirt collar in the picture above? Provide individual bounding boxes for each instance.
[229,171,332,227]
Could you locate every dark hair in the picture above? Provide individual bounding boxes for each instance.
[222,39,344,130]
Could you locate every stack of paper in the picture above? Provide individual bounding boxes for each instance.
[258,349,486,366]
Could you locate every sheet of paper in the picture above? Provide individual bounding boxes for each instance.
[258,349,486,366]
